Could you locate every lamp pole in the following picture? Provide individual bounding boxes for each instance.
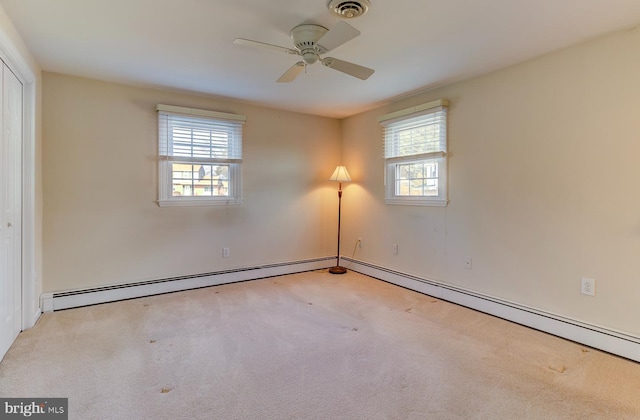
[329,181,346,274]
[328,165,350,274]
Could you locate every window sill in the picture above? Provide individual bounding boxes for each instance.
[157,198,243,207]
[385,197,448,207]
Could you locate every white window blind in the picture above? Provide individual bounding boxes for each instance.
[157,104,246,206]
[379,99,449,206]
[383,108,447,160]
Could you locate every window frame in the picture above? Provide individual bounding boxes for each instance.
[156,104,246,207]
[379,99,449,207]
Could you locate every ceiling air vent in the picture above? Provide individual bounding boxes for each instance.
[328,0,370,19]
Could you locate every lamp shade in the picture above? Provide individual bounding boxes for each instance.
[329,165,351,182]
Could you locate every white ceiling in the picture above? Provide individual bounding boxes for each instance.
[2,0,640,118]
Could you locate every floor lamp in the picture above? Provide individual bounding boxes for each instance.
[329,165,351,274]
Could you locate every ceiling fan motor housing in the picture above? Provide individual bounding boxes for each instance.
[290,24,328,64]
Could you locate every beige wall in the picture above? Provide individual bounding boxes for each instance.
[43,73,341,291]
[342,27,640,336]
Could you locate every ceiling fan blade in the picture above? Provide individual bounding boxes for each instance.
[233,38,299,56]
[277,62,305,83]
[321,57,374,80]
[316,21,360,52]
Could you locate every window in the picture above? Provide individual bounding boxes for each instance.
[379,99,448,206]
[157,104,245,206]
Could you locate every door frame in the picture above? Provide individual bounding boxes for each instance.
[0,23,38,330]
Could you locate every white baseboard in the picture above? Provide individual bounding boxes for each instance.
[41,257,334,312]
[29,308,41,327]
[345,258,640,363]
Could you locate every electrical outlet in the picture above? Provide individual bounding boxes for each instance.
[464,257,472,270]
[581,277,595,296]
[223,247,230,258]
[393,244,398,255]
[358,238,363,248]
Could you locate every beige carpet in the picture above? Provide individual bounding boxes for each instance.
[1,270,639,419]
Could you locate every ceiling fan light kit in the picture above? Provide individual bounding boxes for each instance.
[233,5,374,83]
[291,24,328,65]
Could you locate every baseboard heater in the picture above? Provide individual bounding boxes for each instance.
[40,255,639,362]
[41,257,334,312]
[344,258,640,363]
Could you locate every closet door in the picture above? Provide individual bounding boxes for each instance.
[0,62,23,360]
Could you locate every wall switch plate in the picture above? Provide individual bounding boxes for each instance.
[464,257,472,270]
[358,238,363,248]
[223,247,230,258]
[581,277,595,296]
[392,244,398,255]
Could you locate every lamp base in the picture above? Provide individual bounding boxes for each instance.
[329,266,347,275]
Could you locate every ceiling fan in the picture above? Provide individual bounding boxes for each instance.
[233,21,375,83]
